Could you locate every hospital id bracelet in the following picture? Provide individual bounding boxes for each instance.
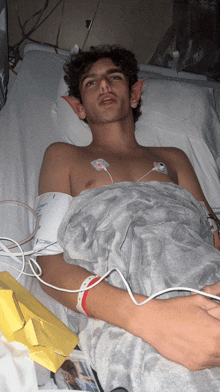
[76,275,100,317]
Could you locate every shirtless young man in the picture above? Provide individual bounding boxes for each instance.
[38,45,220,372]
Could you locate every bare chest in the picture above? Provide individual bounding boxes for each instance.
[69,151,177,197]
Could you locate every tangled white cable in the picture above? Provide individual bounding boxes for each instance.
[1,200,220,306]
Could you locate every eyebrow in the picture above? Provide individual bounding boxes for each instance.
[80,68,125,86]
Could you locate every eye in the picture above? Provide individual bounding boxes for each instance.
[111,75,122,80]
[86,80,95,87]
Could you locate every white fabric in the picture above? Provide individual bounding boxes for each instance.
[53,63,220,214]
[0,45,71,390]
[1,43,220,389]
[0,333,38,392]
[52,63,209,148]
[52,70,92,146]
[138,63,208,80]
[135,78,220,214]
[0,46,68,287]
[0,41,220,290]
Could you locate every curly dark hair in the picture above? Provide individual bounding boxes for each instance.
[63,45,142,123]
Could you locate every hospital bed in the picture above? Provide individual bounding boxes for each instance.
[1,3,220,391]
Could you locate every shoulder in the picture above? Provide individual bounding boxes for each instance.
[150,146,187,159]
[149,146,190,169]
[39,142,78,195]
[42,142,80,171]
[44,142,77,160]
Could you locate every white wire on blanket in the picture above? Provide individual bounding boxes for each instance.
[28,257,220,305]
[1,238,220,305]
[1,200,220,306]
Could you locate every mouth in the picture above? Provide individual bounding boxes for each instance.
[99,94,117,106]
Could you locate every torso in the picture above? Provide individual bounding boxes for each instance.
[63,144,178,197]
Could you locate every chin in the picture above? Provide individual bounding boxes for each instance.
[101,111,130,124]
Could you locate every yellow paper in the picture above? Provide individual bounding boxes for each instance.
[0,271,79,372]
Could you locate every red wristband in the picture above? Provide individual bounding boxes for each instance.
[82,277,101,317]
[76,275,100,317]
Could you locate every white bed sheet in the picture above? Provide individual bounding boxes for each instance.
[0,46,72,391]
[0,47,68,284]
[1,44,220,391]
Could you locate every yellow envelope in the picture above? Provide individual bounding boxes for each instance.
[0,271,79,372]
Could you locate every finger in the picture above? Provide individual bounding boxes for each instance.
[201,282,220,297]
[208,305,220,320]
[192,294,220,312]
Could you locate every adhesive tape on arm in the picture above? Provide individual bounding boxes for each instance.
[33,192,73,256]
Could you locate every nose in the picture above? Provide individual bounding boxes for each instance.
[99,77,111,92]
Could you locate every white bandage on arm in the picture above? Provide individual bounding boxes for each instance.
[33,192,73,256]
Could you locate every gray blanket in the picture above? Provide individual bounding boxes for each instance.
[58,181,220,392]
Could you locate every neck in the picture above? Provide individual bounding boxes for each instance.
[88,116,139,154]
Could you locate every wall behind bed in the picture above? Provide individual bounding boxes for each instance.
[7,0,173,64]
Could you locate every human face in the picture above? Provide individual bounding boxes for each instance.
[78,58,133,125]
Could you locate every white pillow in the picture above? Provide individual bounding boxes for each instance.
[51,70,220,213]
[135,77,220,155]
[52,71,92,146]
[138,63,208,81]
[52,69,220,157]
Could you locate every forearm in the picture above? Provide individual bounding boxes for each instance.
[37,253,154,337]
[37,254,220,370]
[85,274,157,337]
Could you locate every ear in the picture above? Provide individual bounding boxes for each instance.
[130,78,147,108]
[61,96,86,120]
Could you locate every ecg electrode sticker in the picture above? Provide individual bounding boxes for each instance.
[154,162,168,175]
[91,159,110,171]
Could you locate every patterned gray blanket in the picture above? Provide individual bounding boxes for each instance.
[58,181,220,392]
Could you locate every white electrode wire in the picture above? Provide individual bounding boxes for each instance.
[0,200,39,250]
[1,237,220,304]
[0,237,42,280]
[28,258,220,305]
[103,167,156,185]
[0,241,58,257]
[103,167,114,184]
[0,237,28,280]
[137,168,156,183]
[1,200,220,305]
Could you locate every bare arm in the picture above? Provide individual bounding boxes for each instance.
[37,143,220,371]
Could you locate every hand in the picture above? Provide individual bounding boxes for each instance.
[131,294,220,371]
[191,282,220,320]
[199,281,220,321]
[200,281,220,298]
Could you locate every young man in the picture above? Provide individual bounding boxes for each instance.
[37,45,220,390]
